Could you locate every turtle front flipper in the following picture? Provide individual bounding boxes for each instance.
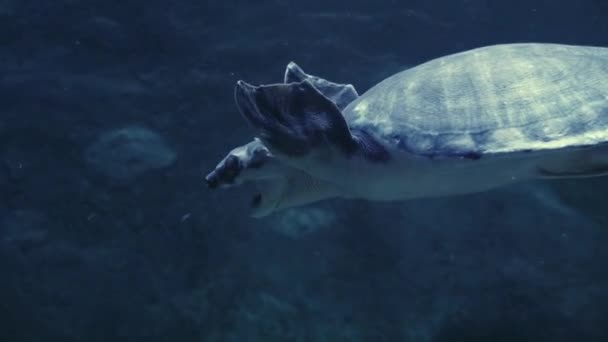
[283,62,358,110]
[234,79,357,158]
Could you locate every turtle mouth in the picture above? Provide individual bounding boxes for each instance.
[248,179,285,218]
[251,193,263,208]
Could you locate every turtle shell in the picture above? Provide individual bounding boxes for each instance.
[344,43,608,157]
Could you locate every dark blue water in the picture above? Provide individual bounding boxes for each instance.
[2,1,608,341]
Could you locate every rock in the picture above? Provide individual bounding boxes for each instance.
[270,207,336,239]
[234,292,297,339]
[85,126,176,182]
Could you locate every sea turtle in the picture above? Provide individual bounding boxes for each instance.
[205,43,608,217]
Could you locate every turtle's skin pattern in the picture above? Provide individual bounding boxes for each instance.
[346,43,608,157]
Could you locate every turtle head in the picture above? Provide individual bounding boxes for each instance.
[205,139,282,217]
[205,62,364,217]
[205,139,269,189]
[205,139,341,217]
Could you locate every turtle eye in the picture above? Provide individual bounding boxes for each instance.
[247,148,268,169]
[222,155,242,176]
[244,139,270,169]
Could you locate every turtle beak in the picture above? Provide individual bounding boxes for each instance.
[205,172,219,189]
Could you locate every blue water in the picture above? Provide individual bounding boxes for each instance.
[2,1,608,341]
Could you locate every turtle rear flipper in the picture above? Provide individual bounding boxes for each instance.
[538,144,608,178]
[235,79,357,158]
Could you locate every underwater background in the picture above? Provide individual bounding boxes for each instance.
[2,0,608,341]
